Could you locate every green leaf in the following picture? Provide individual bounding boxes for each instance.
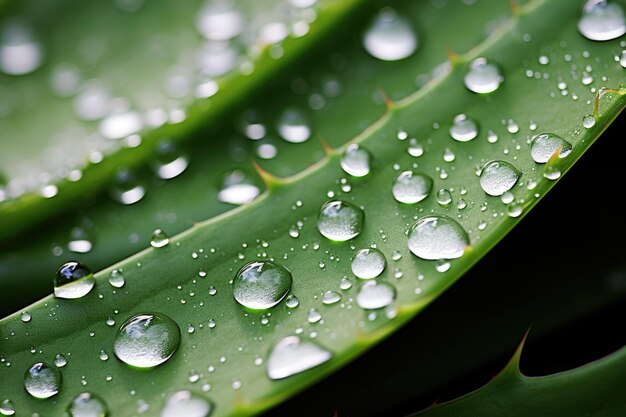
[1,0,625,416]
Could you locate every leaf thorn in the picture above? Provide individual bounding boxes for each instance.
[252,160,283,189]
[378,88,395,110]
[509,0,522,15]
[319,136,334,156]
[445,46,461,66]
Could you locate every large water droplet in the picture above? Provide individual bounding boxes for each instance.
[583,114,596,129]
[111,169,146,205]
[67,392,107,417]
[153,141,189,180]
[217,169,260,205]
[464,57,503,94]
[267,336,331,380]
[317,200,364,241]
[392,171,433,204]
[277,108,311,143]
[24,362,61,399]
[530,133,572,163]
[196,1,244,41]
[363,8,417,61]
[54,261,95,299]
[113,313,181,369]
[0,18,43,75]
[578,0,626,41]
[449,114,479,142]
[233,261,292,310]
[0,399,15,416]
[340,144,371,177]
[407,215,469,260]
[479,160,520,196]
[351,248,386,279]
[161,390,213,417]
[356,281,395,309]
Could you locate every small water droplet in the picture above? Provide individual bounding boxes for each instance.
[233,261,292,310]
[392,171,433,204]
[151,229,170,248]
[153,141,189,180]
[408,138,424,157]
[506,119,519,134]
[161,390,213,417]
[436,189,452,206]
[530,133,572,163]
[479,160,521,196]
[54,354,67,368]
[0,18,43,76]
[108,269,125,288]
[356,281,395,309]
[267,336,331,380]
[111,169,146,205]
[317,200,364,241]
[277,108,311,143]
[20,311,31,323]
[578,0,626,41]
[339,277,353,290]
[67,392,107,417]
[507,203,523,217]
[24,362,61,399]
[363,8,417,61]
[450,114,479,142]
[464,57,503,94]
[322,291,342,305]
[408,215,470,260]
[351,248,386,279]
[54,261,95,299]
[217,170,260,205]
[113,313,181,369]
[0,399,15,416]
[285,294,300,308]
[340,144,371,177]
[99,350,109,361]
[435,260,451,273]
[544,165,561,180]
[582,114,596,129]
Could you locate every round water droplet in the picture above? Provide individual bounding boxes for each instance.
[582,114,596,129]
[54,261,95,299]
[285,294,299,308]
[351,248,386,279]
[277,108,311,143]
[363,8,417,61]
[392,170,433,204]
[578,0,626,41]
[238,110,266,140]
[408,138,424,157]
[100,111,143,140]
[464,57,503,94]
[153,141,189,180]
[544,165,561,180]
[111,169,145,205]
[530,133,572,163]
[0,18,43,76]
[108,269,125,288]
[479,160,521,196]
[317,200,364,241]
[449,114,479,142]
[68,392,107,417]
[217,170,260,205]
[307,309,322,323]
[356,281,395,309]
[113,313,181,369]
[507,203,523,218]
[0,399,15,416]
[322,291,342,305]
[407,215,470,260]
[340,144,371,177]
[161,390,213,417]
[54,354,67,368]
[233,261,292,310]
[267,336,331,380]
[151,229,170,248]
[20,311,31,323]
[24,362,61,399]
[197,41,237,77]
[436,188,452,206]
[340,277,353,290]
[196,1,243,41]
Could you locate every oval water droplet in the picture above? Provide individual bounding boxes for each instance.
[578,0,626,41]
[67,392,107,417]
[317,200,364,241]
[24,362,61,399]
[356,281,395,309]
[111,169,145,205]
[233,261,292,310]
[20,311,31,323]
[108,269,125,288]
[351,248,386,279]
[583,114,596,129]
[54,354,67,368]
[54,261,95,299]
[267,336,331,380]
[407,215,470,260]
[153,141,189,180]
[285,294,299,308]
[479,160,520,196]
[392,170,433,204]
[151,229,170,248]
[217,170,260,205]
[363,8,417,61]
[322,291,342,305]
[530,133,572,163]
[464,57,503,94]
[161,390,213,417]
[340,144,371,177]
[0,399,15,416]
[113,313,181,369]
[100,111,143,140]
[436,188,452,206]
[449,114,479,142]
[277,108,311,143]
[0,18,43,76]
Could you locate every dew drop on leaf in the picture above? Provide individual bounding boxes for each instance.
[54,261,95,299]
[23,362,61,399]
[351,248,386,279]
[161,390,213,417]
[464,57,503,94]
[217,169,260,205]
[110,168,146,205]
[340,144,371,177]
[479,160,521,196]
[0,399,15,416]
[67,392,107,417]
[407,215,469,260]
[322,290,342,305]
[277,108,311,143]
[108,269,125,288]
[530,133,572,163]
[0,18,43,76]
[317,200,364,241]
[153,141,189,180]
[392,170,433,204]
[582,114,596,129]
[363,8,417,61]
[150,229,170,248]
[232,261,292,310]
[266,336,331,380]
[356,281,396,310]
[578,0,626,41]
[449,114,479,142]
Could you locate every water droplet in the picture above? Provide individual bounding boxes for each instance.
[54,261,95,299]
[24,362,61,399]
[307,309,322,323]
[356,281,395,309]
[464,57,503,94]
[392,171,433,204]
[196,1,243,41]
[68,227,93,254]
[506,119,519,134]
[339,277,353,290]
[285,294,300,308]
[322,291,342,305]
[111,169,146,205]
[20,311,31,323]
[108,269,125,288]
[578,0,626,41]
[408,215,470,260]
[99,350,109,361]
[153,141,189,180]
[317,200,364,241]
[479,160,521,196]
[238,110,266,140]
[197,41,238,77]
[351,248,386,279]
[54,354,67,368]
[408,138,424,157]
[277,108,311,143]
[233,261,292,310]
[583,114,596,129]
[74,81,111,121]
[267,336,331,380]
[530,133,572,163]
[161,390,213,417]
[544,165,561,180]
[450,114,479,142]
[67,392,107,417]
[620,50,626,68]
[436,188,452,206]
[100,111,143,140]
[0,18,43,75]
[217,170,260,205]
[363,8,417,61]
[0,399,15,416]
[340,144,371,177]
[150,229,170,248]
[435,260,451,273]
[113,313,181,369]
[507,203,523,218]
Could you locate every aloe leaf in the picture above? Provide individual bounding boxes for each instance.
[1,0,626,416]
